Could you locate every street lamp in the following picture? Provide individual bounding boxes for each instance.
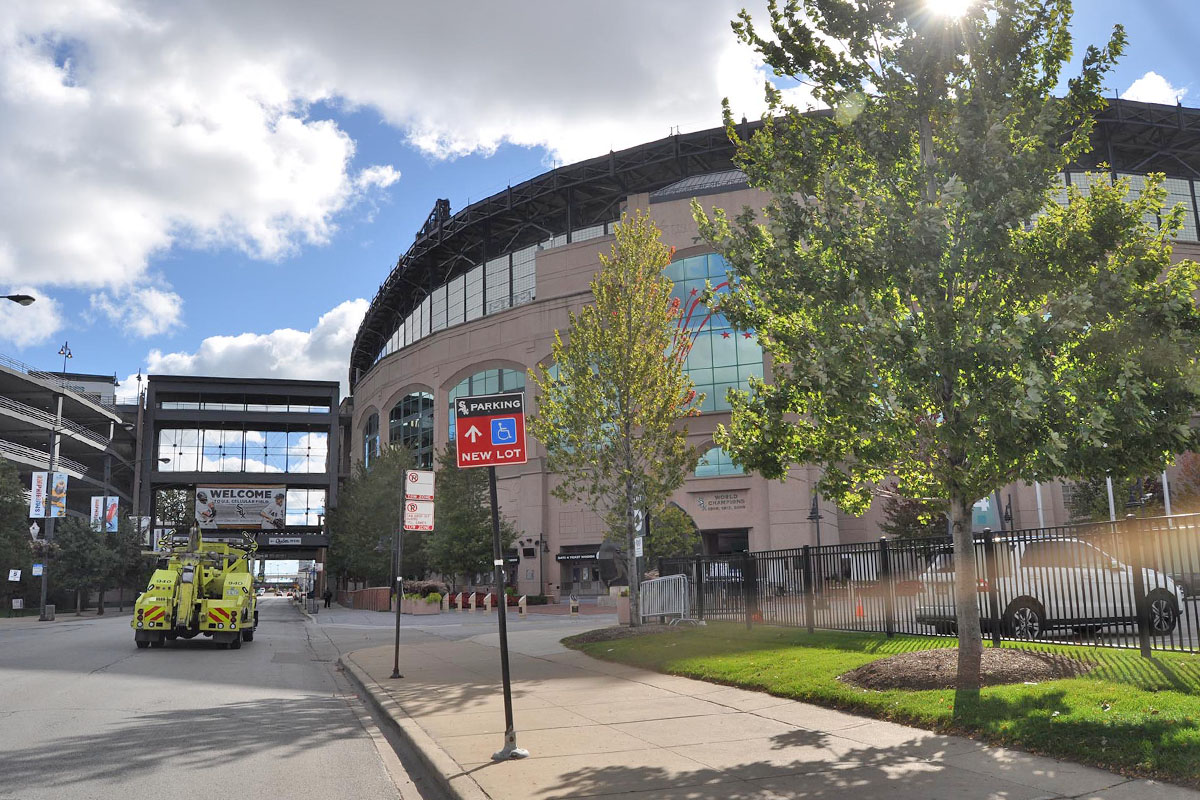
[58,341,72,374]
[3,294,34,306]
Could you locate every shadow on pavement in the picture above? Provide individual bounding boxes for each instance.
[0,696,364,795]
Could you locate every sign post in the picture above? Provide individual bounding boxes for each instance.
[454,392,530,761]
[393,469,435,680]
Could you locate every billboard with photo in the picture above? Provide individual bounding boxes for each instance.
[195,485,287,529]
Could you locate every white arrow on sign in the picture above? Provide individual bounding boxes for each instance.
[463,425,483,443]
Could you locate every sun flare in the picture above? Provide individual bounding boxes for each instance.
[926,0,973,18]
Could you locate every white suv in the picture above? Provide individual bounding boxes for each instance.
[914,537,1184,639]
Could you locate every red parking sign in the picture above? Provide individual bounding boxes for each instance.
[455,392,527,468]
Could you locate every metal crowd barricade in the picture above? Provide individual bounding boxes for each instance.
[639,574,694,624]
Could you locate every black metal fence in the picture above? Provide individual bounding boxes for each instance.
[659,512,1200,656]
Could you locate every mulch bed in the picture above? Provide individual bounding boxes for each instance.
[840,647,1094,691]
[561,624,677,646]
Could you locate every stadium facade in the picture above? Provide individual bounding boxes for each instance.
[348,99,1200,598]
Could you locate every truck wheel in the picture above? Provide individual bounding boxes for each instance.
[150,638,166,648]
[136,640,149,649]
[241,628,254,642]
[1148,590,1179,636]
[230,636,242,650]
[216,642,229,650]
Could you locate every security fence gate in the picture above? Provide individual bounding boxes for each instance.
[659,512,1200,657]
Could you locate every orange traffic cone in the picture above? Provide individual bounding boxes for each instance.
[855,598,865,618]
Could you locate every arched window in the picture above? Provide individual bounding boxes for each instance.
[447,368,525,440]
[694,446,744,477]
[363,413,379,468]
[666,253,764,413]
[390,391,434,470]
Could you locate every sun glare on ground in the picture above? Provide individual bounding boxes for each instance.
[927,0,973,17]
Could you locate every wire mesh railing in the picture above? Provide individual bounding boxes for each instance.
[660,512,1200,657]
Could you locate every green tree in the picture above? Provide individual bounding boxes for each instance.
[529,211,703,625]
[879,491,949,540]
[644,504,701,566]
[55,517,114,615]
[1065,473,1162,522]
[107,517,154,611]
[326,445,425,588]
[698,1,1200,691]
[425,443,516,589]
[0,462,38,614]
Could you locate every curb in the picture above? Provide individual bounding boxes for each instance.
[339,654,492,800]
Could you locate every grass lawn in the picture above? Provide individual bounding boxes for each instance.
[564,624,1200,787]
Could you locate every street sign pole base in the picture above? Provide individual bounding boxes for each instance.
[389,669,403,679]
[491,729,529,761]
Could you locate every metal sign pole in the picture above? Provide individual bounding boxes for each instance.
[489,465,528,760]
[391,499,405,680]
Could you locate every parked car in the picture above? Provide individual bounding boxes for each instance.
[915,537,1184,639]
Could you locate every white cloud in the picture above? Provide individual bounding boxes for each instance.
[0,1,782,300]
[135,298,368,396]
[0,286,61,347]
[1121,71,1188,106]
[90,285,184,337]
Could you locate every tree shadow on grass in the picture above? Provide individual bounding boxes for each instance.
[0,697,367,795]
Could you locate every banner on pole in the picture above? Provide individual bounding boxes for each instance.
[196,485,287,529]
[47,473,67,518]
[403,500,434,531]
[91,497,120,532]
[29,472,47,518]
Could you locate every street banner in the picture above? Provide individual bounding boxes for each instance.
[29,472,47,518]
[403,499,435,531]
[196,485,287,529]
[454,392,527,468]
[405,469,435,500]
[47,473,67,518]
[90,497,120,532]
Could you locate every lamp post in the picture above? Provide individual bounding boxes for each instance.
[3,294,34,306]
[58,341,72,374]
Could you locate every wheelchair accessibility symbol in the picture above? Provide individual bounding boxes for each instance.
[491,417,517,444]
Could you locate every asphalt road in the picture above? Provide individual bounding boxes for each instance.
[0,597,437,800]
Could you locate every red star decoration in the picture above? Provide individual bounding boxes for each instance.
[743,332,753,339]
[721,332,731,339]
[689,288,699,296]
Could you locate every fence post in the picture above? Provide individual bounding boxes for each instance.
[982,529,1002,648]
[741,552,756,629]
[878,537,895,638]
[802,545,815,634]
[1128,517,1153,658]
[694,559,705,621]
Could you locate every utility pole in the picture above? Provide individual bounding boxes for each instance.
[38,394,63,622]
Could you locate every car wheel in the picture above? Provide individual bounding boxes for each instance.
[135,640,149,649]
[1147,591,1179,636]
[1005,599,1045,640]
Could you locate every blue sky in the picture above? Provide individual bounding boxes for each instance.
[0,1,1197,399]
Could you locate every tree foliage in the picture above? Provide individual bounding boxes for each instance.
[644,504,701,565]
[698,1,1200,690]
[0,461,39,610]
[326,445,426,587]
[879,491,949,540]
[55,517,114,613]
[529,211,703,624]
[425,443,516,588]
[1065,473,1163,522]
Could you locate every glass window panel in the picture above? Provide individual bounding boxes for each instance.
[711,334,738,368]
[266,430,288,472]
[1164,176,1198,241]
[484,370,499,394]
[431,285,447,332]
[712,365,739,385]
[447,275,465,327]
[465,265,484,321]
[486,256,511,313]
[572,224,605,242]
[421,295,431,337]
[244,429,266,473]
[687,334,713,369]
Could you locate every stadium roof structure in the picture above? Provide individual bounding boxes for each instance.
[350,98,1200,389]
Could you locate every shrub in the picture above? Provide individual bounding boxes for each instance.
[426,592,442,604]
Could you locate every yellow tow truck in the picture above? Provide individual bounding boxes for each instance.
[132,529,258,650]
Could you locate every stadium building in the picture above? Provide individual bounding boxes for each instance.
[348,99,1200,599]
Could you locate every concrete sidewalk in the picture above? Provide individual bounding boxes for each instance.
[341,631,1200,800]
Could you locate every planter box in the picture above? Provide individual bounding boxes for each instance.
[400,597,441,616]
[616,596,631,625]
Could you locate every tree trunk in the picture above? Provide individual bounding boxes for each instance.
[75,588,83,616]
[626,476,640,628]
[949,491,982,692]
[97,588,106,615]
